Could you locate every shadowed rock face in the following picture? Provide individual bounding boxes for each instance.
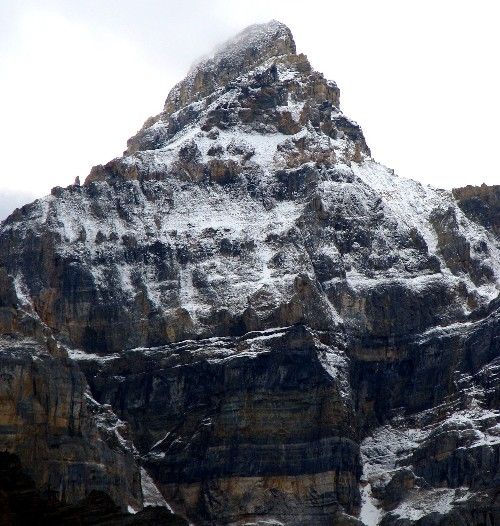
[0,337,143,511]
[0,20,499,526]
[0,268,143,514]
[453,184,500,238]
[0,452,188,526]
[75,325,360,525]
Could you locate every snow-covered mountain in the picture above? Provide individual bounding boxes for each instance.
[0,20,498,525]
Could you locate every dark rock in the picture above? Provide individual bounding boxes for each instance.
[0,452,187,525]
[453,184,500,238]
[75,325,360,525]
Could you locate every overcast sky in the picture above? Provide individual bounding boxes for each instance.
[1,0,499,220]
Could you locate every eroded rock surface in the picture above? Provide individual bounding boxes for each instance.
[73,325,359,525]
[0,20,499,525]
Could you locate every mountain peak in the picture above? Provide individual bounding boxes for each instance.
[164,20,296,115]
[2,15,500,526]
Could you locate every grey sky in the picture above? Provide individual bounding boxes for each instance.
[0,190,37,222]
[1,0,499,221]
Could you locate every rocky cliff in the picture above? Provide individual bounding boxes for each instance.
[0,20,498,525]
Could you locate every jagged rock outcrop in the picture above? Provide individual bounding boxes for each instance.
[163,20,298,117]
[0,20,499,525]
[0,336,143,510]
[453,184,500,238]
[0,251,190,524]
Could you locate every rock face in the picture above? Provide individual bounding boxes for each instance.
[453,184,500,238]
[0,271,187,524]
[74,325,360,525]
[0,20,499,525]
[0,452,187,526]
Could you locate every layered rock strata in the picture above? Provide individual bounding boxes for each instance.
[0,20,498,525]
[73,325,359,525]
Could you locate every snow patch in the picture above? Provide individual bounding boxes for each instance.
[359,483,382,526]
[141,467,172,510]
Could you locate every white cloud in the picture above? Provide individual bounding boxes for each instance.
[0,8,171,195]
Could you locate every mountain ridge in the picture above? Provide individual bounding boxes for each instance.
[0,20,498,526]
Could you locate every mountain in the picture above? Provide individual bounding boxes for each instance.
[0,20,498,526]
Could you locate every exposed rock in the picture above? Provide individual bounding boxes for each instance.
[0,452,187,525]
[453,183,500,238]
[0,334,144,512]
[73,325,360,525]
[164,20,296,116]
[0,272,183,521]
[0,19,499,526]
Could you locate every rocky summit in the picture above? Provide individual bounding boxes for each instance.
[0,20,499,526]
